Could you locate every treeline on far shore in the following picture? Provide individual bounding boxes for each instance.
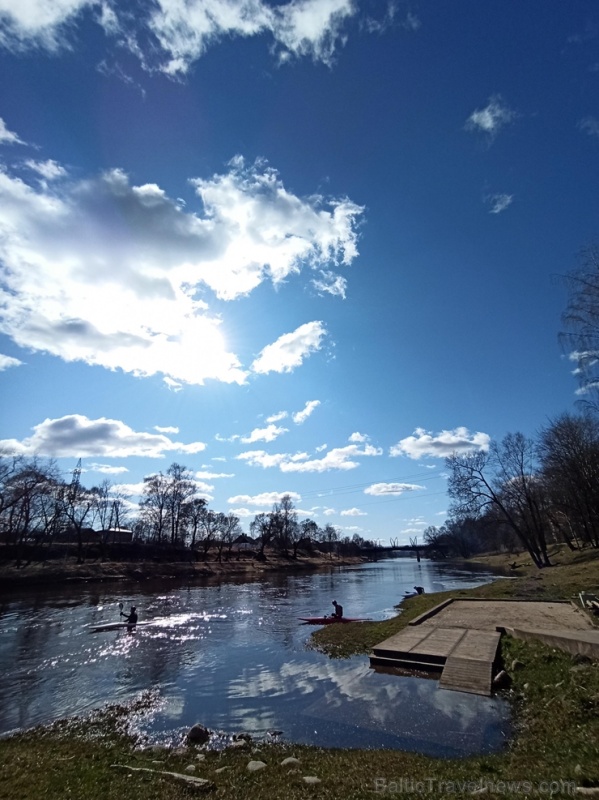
[425,413,599,568]
[0,458,378,566]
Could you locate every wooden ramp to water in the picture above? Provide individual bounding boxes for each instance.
[439,629,501,694]
[370,627,501,695]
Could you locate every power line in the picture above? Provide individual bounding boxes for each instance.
[299,470,447,501]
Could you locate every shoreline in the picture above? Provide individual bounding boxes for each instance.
[0,552,368,591]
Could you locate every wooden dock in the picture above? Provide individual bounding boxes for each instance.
[370,597,596,695]
[370,626,501,695]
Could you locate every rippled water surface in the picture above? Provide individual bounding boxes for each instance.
[0,559,511,756]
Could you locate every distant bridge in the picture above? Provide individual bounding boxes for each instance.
[359,543,434,556]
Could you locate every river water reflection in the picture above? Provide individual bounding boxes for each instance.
[0,559,511,756]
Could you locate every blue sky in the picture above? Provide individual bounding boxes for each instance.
[1,0,598,545]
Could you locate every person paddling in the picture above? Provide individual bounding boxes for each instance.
[331,600,343,619]
[120,606,138,625]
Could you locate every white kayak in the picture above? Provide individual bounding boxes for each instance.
[89,619,153,633]
[88,611,215,633]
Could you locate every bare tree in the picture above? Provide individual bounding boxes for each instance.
[61,460,94,563]
[165,464,197,546]
[197,507,220,560]
[185,497,208,550]
[221,513,242,560]
[447,433,552,568]
[423,518,483,560]
[140,473,169,544]
[539,412,599,548]
[250,512,272,559]
[298,518,319,556]
[321,523,339,560]
[270,495,298,556]
[560,244,599,411]
[0,456,27,526]
[1,458,63,562]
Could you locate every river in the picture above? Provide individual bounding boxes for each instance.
[0,558,512,757]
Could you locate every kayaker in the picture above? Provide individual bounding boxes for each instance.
[121,606,138,625]
[332,600,343,619]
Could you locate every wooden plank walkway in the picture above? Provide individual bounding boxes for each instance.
[370,627,501,695]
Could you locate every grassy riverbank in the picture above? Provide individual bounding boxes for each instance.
[1,546,598,799]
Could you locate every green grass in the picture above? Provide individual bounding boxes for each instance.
[1,546,598,799]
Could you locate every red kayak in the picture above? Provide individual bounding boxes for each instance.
[299,616,371,625]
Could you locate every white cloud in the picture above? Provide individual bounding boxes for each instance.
[403,516,426,526]
[228,507,255,518]
[146,0,358,75]
[486,193,513,214]
[340,507,366,516]
[235,450,300,469]
[25,159,67,181]
[241,424,289,443]
[0,0,94,51]
[292,399,320,424]
[251,321,327,374]
[0,117,25,144]
[0,414,207,458]
[390,427,490,459]
[465,95,516,139]
[237,442,381,472]
[579,116,599,138]
[0,353,23,370]
[88,463,129,474]
[154,425,179,434]
[364,482,425,496]
[112,481,146,497]
[191,479,214,495]
[0,0,405,76]
[266,410,288,423]
[0,157,362,386]
[575,381,599,397]
[189,157,362,300]
[569,350,599,374]
[144,0,266,74]
[272,0,356,67]
[195,470,234,479]
[227,491,301,506]
[363,4,418,34]
[402,11,420,31]
[116,476,214,499]
[315,443,327,452]
[163,377,183,392]
[311,269,347,298]
[348,431,368,443]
